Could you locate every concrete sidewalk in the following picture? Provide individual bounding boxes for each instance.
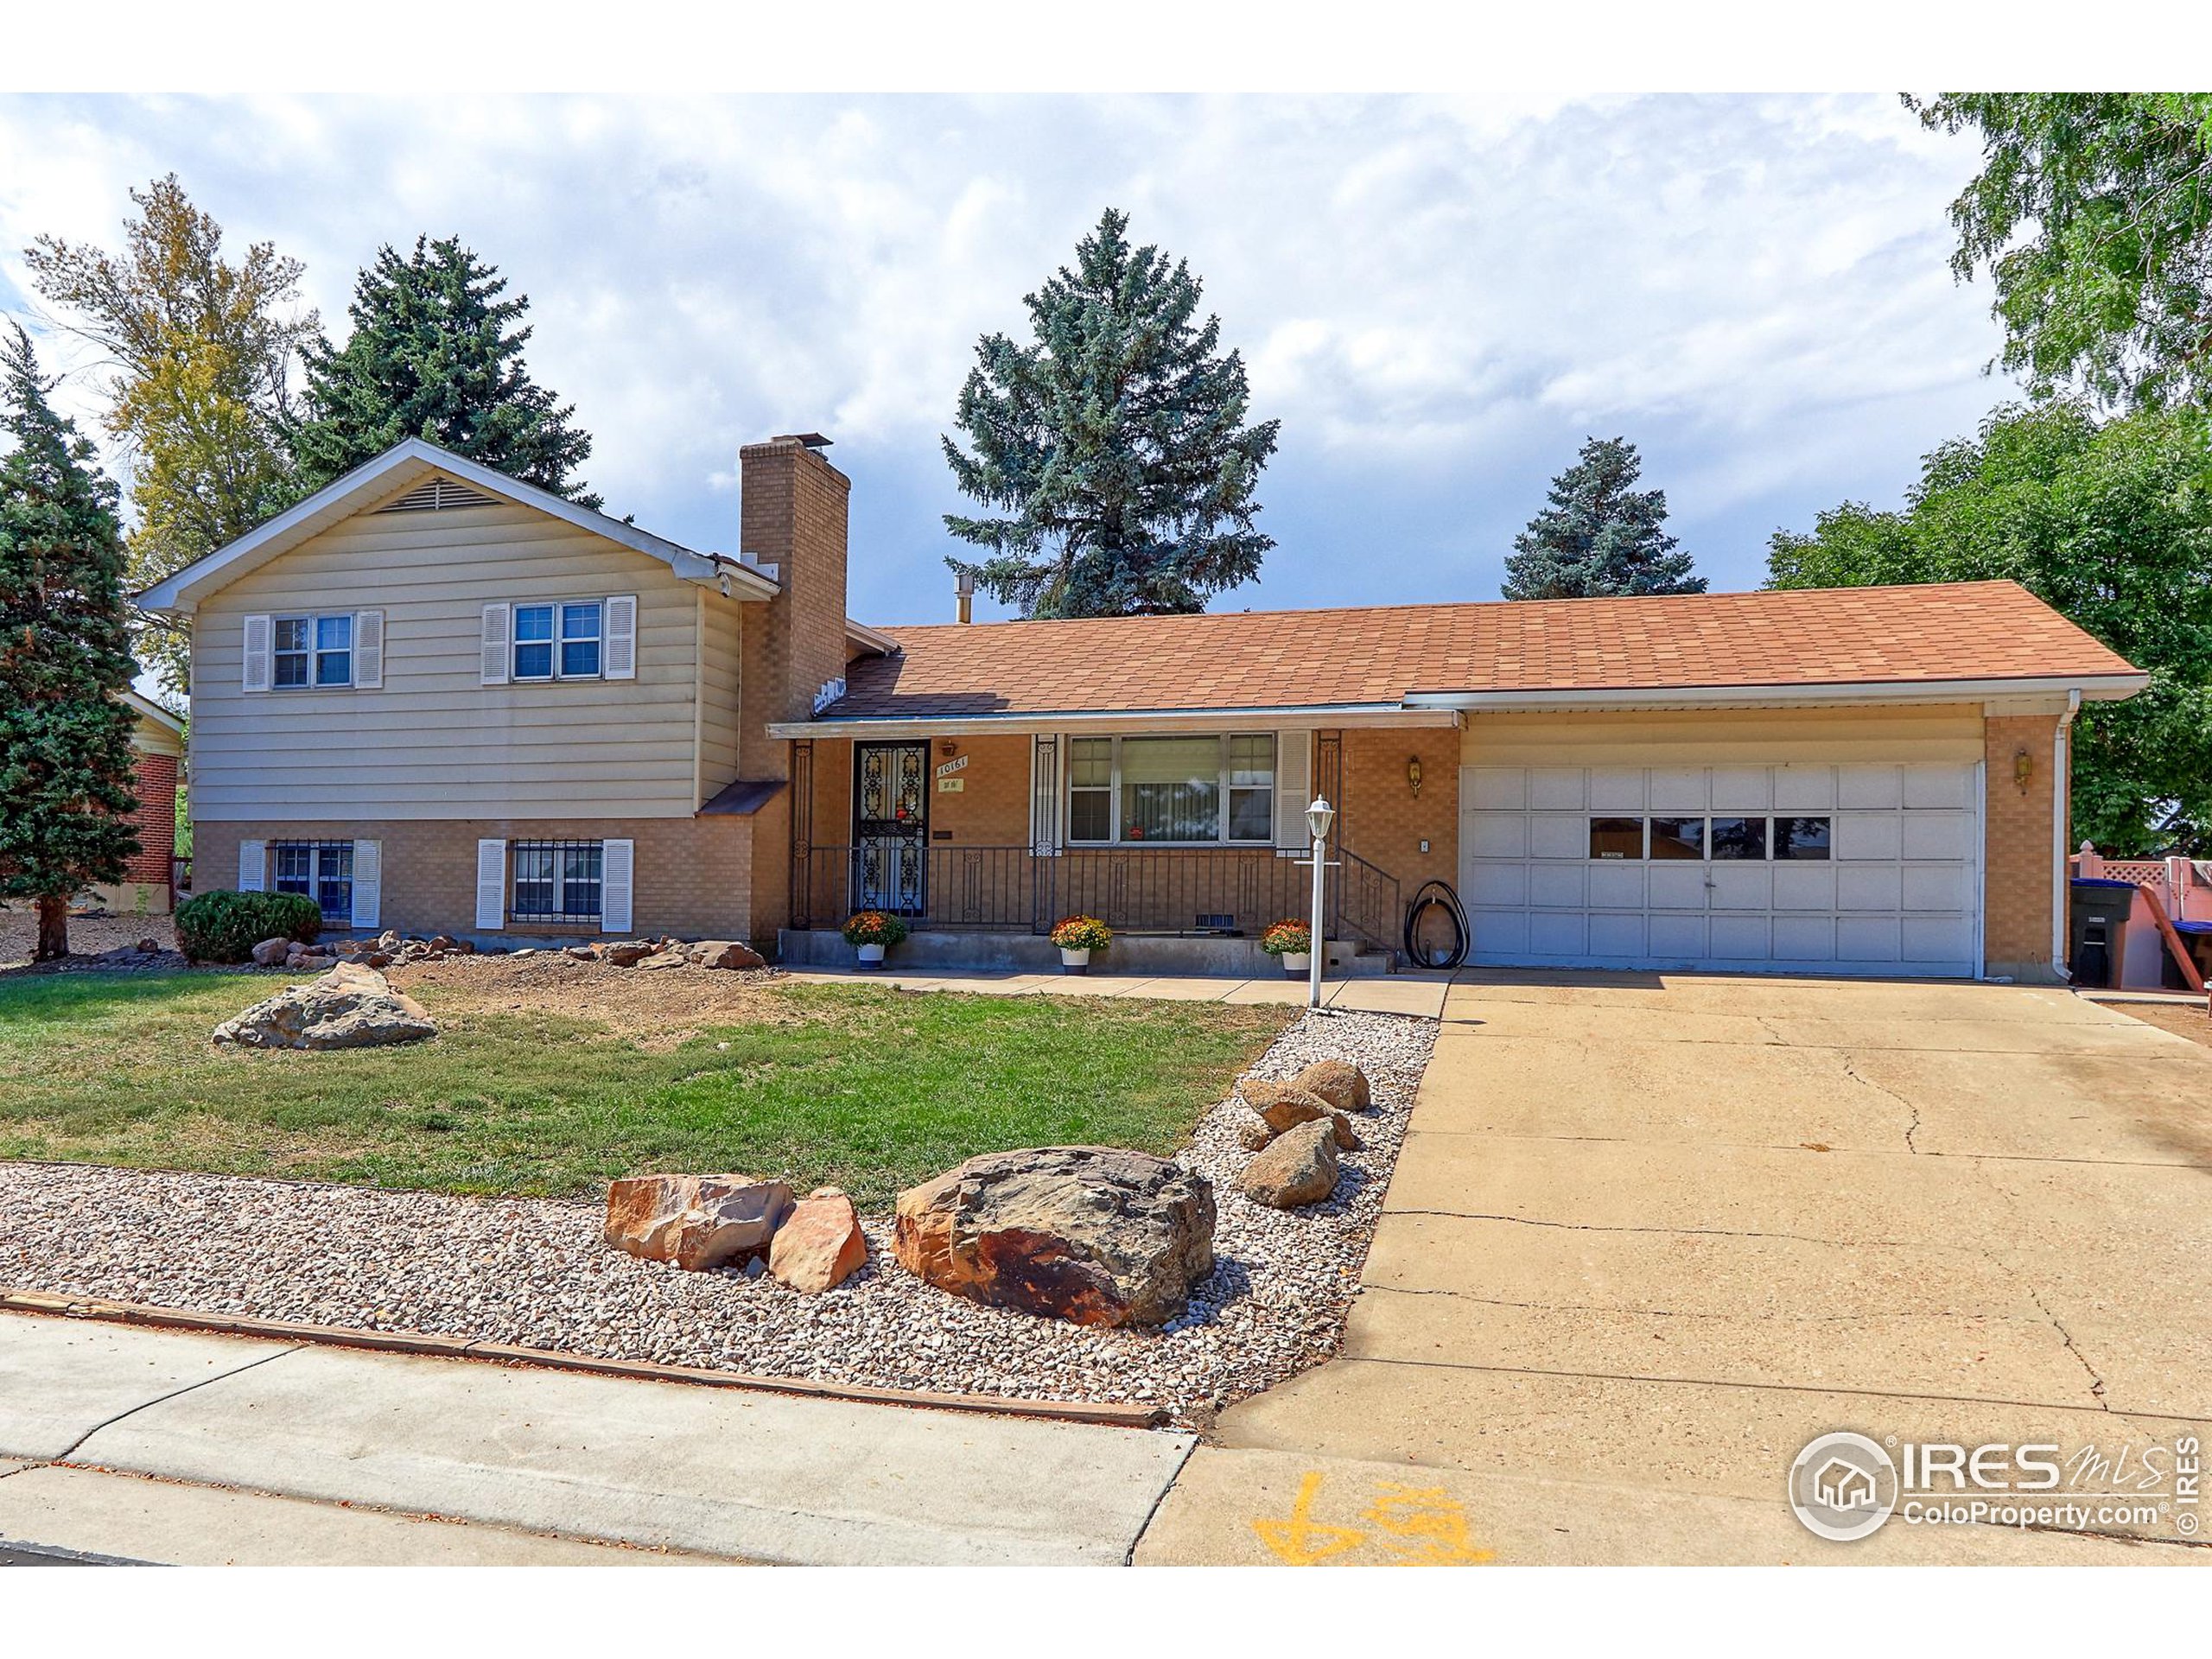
[782,964,1458,1017]
[0,1313,1192,1566]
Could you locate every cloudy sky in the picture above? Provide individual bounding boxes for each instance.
[0,93,2013,626]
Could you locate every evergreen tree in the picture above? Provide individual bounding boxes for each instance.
[943,209,1280,617]
[290,236,599,506]
[26,175,317,699]
[0,325,141,961]
[1501,436,1705,600]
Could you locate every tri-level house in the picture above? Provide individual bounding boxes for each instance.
[142,432,2145,983]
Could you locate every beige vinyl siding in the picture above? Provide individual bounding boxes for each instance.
[193,501,705,821]
[1463,704,1986,769]
[697,589,743,795]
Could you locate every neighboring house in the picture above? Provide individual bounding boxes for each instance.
[140,433,2145,983]
[88,688,186,917]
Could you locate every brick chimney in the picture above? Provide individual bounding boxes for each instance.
[737,434,849,779]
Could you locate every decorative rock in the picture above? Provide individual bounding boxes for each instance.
[768,1186,869,1294]
[893,1147,1215,1328]
[602,940,653,967]
[134,938,160,954]
[637,948,690,970]
[291,953,337,972]
[1254,1084,1332,1136]
[1297,1059,1370,1112]
[211,963,439,1051]
[1237,1119,1339,1209]
[1233,1114,1273,1152]
[603,1173,795,1271]
[563,944,598,961]
[691,940,766,970]
[251,937,291,967]
[1235,1075,1299,1115]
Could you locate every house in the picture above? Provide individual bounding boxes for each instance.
[138,433,2145,983]
[88,688,186,917]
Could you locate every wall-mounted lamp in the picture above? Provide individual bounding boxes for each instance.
[938,739,959,758]
[1407,756,1424,797]
[2013,748,2034,787]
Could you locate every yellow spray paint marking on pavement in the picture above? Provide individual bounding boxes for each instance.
[1252,1470,1495,1566]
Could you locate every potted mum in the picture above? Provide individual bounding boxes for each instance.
[1049,914,1113,975]
[842,910,908,968]
[1261,918,1313,977]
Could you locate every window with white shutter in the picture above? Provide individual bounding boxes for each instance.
[601,839,635,933]
[349,839,382,928]
[237,838,266,891]
[242,615,273,693]
[353,611,385,690]
[475,840,507,930]
[1275,731,1313,849]
[480,603,511,685]
[603,594,638,680]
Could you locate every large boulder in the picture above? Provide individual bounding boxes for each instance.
[212,963,438,1051]
[691,939,766,970]
[768,1186,869,1293]
[893,1147,1215,1327]
[602,940,654,967]
[1297,1059,1371,1112]
[251,936,292,967]
[604,1173,795,1271]
[1248,1086,1363,1151]
[1237,1119,1340,1209]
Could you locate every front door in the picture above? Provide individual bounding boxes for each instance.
[853,741,929,915]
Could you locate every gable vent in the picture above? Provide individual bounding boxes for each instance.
[376,476,500,513]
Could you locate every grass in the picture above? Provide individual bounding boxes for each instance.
[0,972,1293,1209]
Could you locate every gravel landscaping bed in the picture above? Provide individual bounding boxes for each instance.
[0,1007,1433,1427]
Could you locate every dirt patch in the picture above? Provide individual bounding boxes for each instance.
[386,951,803,1046]
[0,908,175,974]
[2103,998,2212,1051]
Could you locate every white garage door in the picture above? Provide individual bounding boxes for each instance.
[1459,763,1982,977]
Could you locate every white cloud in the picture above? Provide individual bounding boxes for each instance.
[0,92,2012,618]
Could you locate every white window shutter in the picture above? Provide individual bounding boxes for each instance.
[475,840,507,930]
[237,838,266,892]
[1276,730,1313,849]
[353,610,385,689]
[242,614,273,693]
[601,839,635,933]
[480,603,511,685]
[603,594,638,680]
[349,839,382,929]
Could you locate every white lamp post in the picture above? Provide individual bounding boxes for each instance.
[1305,797,1336,1009]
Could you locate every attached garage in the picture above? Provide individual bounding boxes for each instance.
[1459,760,1981,976]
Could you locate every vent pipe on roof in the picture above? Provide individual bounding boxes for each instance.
[956,567,975,625]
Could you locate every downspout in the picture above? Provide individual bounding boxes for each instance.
[2052,690,2080,979]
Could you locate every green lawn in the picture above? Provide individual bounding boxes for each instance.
[0,973,1292,1208]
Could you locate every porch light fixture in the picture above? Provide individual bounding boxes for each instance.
[1306,798,1336,843]
[1407,756,1424,796]
[939,739,959,757]
[2014,747,2034,786]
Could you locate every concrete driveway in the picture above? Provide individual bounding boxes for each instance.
[1141,973,2212,1564]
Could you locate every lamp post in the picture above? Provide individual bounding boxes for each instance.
[1305,796,1336,1009]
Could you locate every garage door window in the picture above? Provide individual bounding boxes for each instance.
[1589,817,1643,859]
[1586,813,1831,861]
[1774,816,1833,861]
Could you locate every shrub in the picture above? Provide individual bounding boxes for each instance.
[175,889,324,963]
[1049,914,1114,952]
[1259,918,1313,957]
[841,911,910,949]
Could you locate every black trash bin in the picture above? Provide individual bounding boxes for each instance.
[2069,878,2138,988]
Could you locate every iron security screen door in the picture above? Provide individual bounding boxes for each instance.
[853,741,930,914]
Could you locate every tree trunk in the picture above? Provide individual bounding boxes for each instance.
[34,893,69,962]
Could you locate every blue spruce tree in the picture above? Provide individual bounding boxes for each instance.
[1502,436,1705,600]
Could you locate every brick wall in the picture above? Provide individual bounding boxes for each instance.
[194,816,760,944]
[124,752,178,887]
[1983,712,2065,981]
[1338,726,1460,893]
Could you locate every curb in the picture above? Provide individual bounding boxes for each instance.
[0,1287,1168,1430]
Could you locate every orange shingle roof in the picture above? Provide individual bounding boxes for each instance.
[825,582,2139,720]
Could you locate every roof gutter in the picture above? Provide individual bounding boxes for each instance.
[1402,672,2148,712]
[767,702,1463,741]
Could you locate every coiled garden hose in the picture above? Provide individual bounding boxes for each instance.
[1402,880,1470,971]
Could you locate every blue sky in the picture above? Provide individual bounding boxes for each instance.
[0,93,2014,626]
